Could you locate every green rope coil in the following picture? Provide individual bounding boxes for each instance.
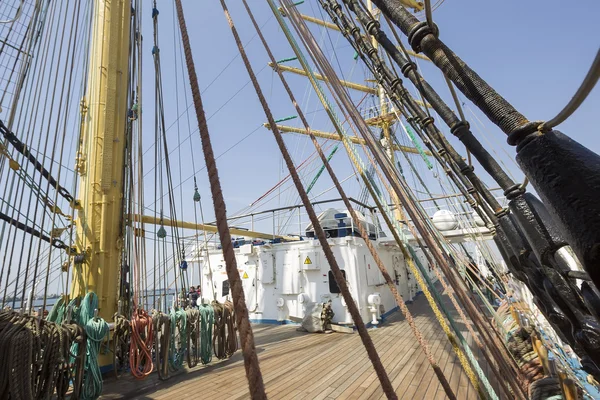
[65,292,109,400]
[47,296,66,324]
[81,317,109,400]
[169,307,187,370]
[199,303,214,364]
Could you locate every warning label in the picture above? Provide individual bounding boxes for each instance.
[304,256,312,265]
[242,271,249,279]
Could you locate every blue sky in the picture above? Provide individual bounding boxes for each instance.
[146,0,599,232]
[2,0,598,299]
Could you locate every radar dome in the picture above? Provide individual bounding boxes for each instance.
[432,210,458,231]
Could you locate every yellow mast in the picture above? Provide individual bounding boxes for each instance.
[72,0,131,322]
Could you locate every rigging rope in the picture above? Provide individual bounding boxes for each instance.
[129,309,154,379]
[0,207,72,251]
[168,306,187,371]
[541,48,600,131]
[199,303,215,365]
[153,310,171,380]
[282,2,531,398]
[318,4,526,397]
[273,0,489,395]
[242,2,455,398]
[174,1,266,397]
[186,307,200,367]
[221,0,396,397]
[212,300,238,360]
[0,120,74,204]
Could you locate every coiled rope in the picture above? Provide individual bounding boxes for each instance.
[129,309,154,379]
[0,309,82,399]
[113,313,131,378]
[212,300,238,359]
[69,292,109,400]
[199,303,214,364]
[81,315,109,400]
[529,377,563,400]
[153,311,171,380]
[62,321,86,399]
[186,307,201,367]
[169,307,187,371]
[47,295,67,324]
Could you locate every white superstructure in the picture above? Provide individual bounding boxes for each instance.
[191,207,491,326]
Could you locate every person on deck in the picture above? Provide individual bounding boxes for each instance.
[188,286,199,308]
[196,286,202,306]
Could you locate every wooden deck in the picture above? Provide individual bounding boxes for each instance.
[101,289,499,399]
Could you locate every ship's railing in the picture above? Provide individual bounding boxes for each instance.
[192,197,382,250]
[188,189,507,255]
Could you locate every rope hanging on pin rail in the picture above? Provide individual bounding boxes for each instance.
[0,120,74,203]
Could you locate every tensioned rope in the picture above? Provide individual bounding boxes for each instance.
[241,1,455,398]
[173,1,266,398]
[0,0,53,300]
[282,2,527,397]
[1,0,65,310]
[272,0,488,396]
[152,2,186,300]
[219,1,396,398]
[315,4,524,395]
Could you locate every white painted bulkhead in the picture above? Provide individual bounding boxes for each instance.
[194,236,438,325]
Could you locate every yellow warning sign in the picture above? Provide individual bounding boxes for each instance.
[242,271,249,279]
[304,256,312,265]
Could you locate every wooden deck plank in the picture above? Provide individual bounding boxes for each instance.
[337,325,421,398]
[328,318,417,398]
[360,320,440,399]
[263,331,373,398]
[403,327,449,399]
[100,286,498,400]
[300,328,401,398]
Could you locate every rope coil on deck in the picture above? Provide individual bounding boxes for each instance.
[0,308,85,399]
[199,303,215,365]
[130,309,154,379]
[153,311,172,380]
[213,300,238,360]
[186,307,201,368]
